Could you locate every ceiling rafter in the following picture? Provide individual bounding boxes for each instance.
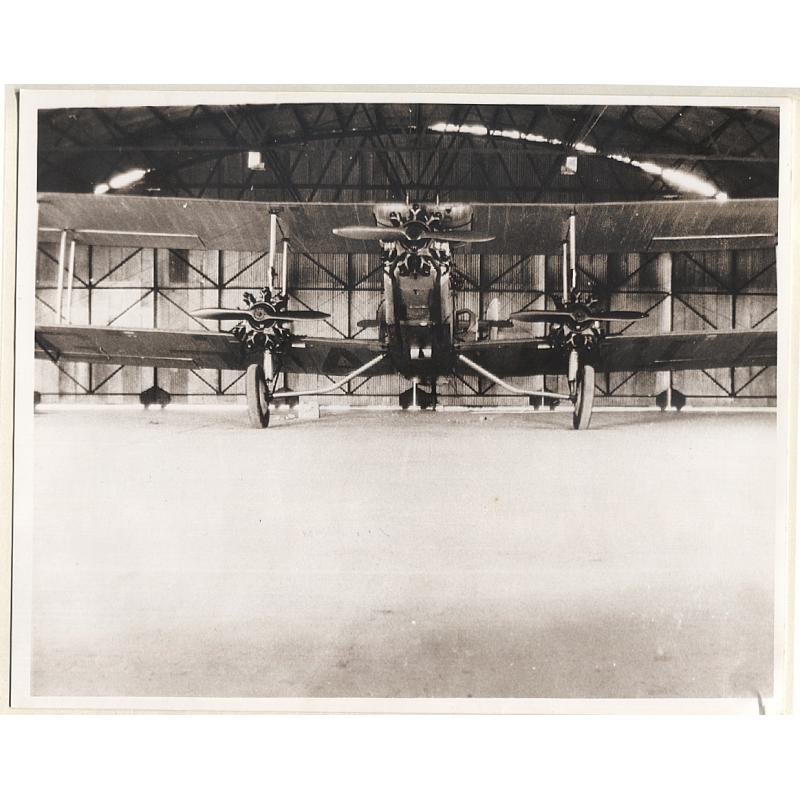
[90,108,193,196]
[37,103,779,203]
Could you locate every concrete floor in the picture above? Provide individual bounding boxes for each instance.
[29,405,776,700]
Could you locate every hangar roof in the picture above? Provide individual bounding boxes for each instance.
[38,103,779,203]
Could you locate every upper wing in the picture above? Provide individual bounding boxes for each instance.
[468,198,777,254]
[455,329,777,377]
[39,193,777,255]
[35,324,392,378]
[37,193,377,253]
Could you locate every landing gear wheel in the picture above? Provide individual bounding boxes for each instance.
[246,363,271,428]
[572,363,595,430]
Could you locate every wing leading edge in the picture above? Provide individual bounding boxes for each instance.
[38,193,778,255]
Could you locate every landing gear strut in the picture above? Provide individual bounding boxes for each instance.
[399,381,437,410]
[246,363,271,428]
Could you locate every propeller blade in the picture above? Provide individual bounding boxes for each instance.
[268,309,330,321]
[332,226,494,244]
[511,309,648,325]
[193,308,252,321]
[432,231,495,244]
[510,310,575,324]
[585,310,648,322]
[192,308,330,322]
[332,226,406,241]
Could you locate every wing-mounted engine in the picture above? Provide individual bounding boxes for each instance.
[512,289,646,356]
[193,287,328,355]
[510,293,647,428]
[512,290,646,352]
[193,287,332,426]
[191,212,333,428]
[510,212,647,428]
[230,288,292,353]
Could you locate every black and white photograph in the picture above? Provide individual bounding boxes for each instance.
[5,87,794,712]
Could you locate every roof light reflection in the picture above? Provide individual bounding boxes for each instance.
[427,121,726,199]
[108,168,149,190]
[661,168,718,198]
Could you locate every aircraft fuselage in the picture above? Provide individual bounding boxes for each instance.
[381,241,455,382]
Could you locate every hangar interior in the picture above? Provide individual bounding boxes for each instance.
[25,99,782,705]
[35,103,779,407]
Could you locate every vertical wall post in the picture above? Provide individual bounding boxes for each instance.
[217,250,224,395]
[655,252,673,406]
[281,238,289,295]
[478,252,486,330]
[346,251,353,395]
[55,229,68,321]
[531,254,546,400]
[65,239,77,323]
[268,212,277,292]
[87,245,93,393]
[568,212,577,291]
[730,250,738,397]
[561,241,569,304]
[346,251,353,339]
[153,248,159,390]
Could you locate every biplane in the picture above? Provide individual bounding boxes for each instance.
[34,193,778,429]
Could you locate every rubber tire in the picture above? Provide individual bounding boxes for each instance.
[246,363,271,429]
[572,363,595,430]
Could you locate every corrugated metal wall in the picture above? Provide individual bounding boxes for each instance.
[35,242,777,406]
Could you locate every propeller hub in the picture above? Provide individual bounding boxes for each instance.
[404,220,429,241]
[250,302,277,328]
[571,306,589,323]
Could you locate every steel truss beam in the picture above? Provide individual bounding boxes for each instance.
[39,103,779,202]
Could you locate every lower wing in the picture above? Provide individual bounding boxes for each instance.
[455,329,777,376]
[35,325,248,371]
[596,329,776,373]
[280,337,393,376]
[35,324,393,378]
